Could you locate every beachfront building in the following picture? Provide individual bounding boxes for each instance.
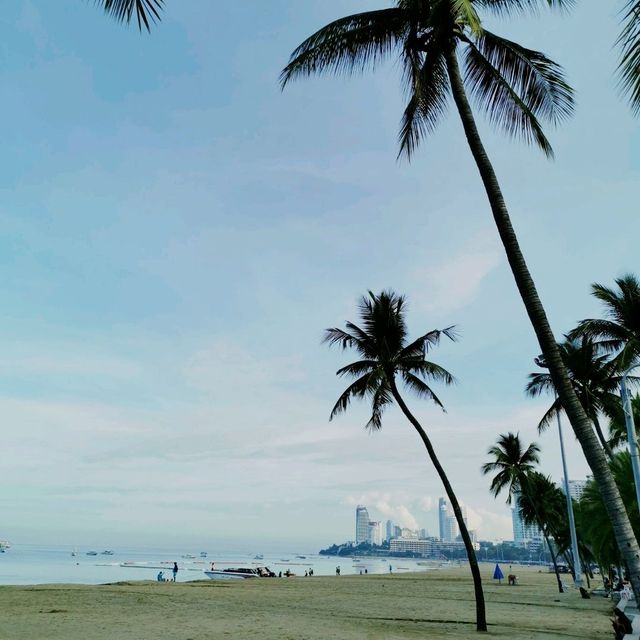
[355,505,370,544]
[438,498,458,542]
[512,491,543,547]
[369,521,382,546]
[561,478,590,501]
[390,536,479,557]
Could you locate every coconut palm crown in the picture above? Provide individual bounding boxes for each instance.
[324,290,456,429]
[97,0,164,31]
[618,1,640,113]
[570,274,640,371]
[281,0,574,159]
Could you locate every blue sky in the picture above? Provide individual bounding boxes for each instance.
[0,1,638,550]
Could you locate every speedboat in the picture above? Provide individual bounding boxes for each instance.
[200,552,207,558]
[101,550,114,555]
[181,554,196,559]
[204,566,275,580]
[86,551,98,556]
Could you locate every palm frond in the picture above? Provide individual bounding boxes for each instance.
[401,371,446,410]
[96,0,163,31]
[536,397,562,433]
[463,40,554,157]
[366,380,394,430]
[329,373,374,421]
[475,0,574,16]
[617,0,640,114]
[323,327,361,350]
[525,371,556,397]
[403,361,456,386]
[336,360,378,379]
[280,9,407,88]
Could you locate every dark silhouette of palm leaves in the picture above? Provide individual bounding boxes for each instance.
[281,0,574,159]
[618,1,640,113]
[570,274,640,370]
[96,0,163,31]
[526,337,637,448]
[481,432,540,504]
[608,394,640,449]
[324,290,456,429]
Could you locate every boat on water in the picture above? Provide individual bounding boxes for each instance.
[295,555,306,559]
[86,551,98,556]
[101,550,114,556]
[0,541,10,553]
[181,554,196,559]
[204,566,275,580]
[254,554,264,560]
[200,552,207,558]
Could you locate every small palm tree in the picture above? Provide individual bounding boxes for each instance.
[526,337,638,458]
[282,1,640,596]
[98,0,164,31]
[570,274,640,370]
[481,433,564,593]
[325,290,486,632]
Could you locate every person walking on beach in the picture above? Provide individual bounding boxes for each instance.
[172,562,178,582]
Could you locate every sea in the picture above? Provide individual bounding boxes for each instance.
[0,544,443,585]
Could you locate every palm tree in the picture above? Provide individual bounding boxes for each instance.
[281,0,640,597]
[570,274,640,371]
[98,0,164,31]
[325,290,486,631]
[481,433,564,593]
[526,337,637,458]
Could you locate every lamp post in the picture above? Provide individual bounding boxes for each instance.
[620,367,640,511]
[556,407,583,588]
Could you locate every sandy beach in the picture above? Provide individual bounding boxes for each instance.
[0,565,612,639]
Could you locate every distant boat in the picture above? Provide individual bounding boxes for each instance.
[101,550,114,556]
[181,554,196,559]
[204,567,275,581]
[86,551,98,556]
[200,552,207,558]
[296,555,306,559]
[254,554,264,560]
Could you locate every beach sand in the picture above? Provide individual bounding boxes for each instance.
[0,565,612,639]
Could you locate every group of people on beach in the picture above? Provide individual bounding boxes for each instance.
[157,562,179,582]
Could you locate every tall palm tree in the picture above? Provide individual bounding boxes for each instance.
[526,337,638,458]
[325,290,486,632]
[98,0,164,31]
[281,0,640,597]
[481,433,564,593]
[570,274,640,371]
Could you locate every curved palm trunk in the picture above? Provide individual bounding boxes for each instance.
[592,415,613,459]
[544,535,564,593]
[388,377,487,632]
[443,45,640,600]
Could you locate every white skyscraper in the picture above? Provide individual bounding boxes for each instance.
[355,505,370,544]
[369,521,382,546]
[438,497,458,541]
[512,491,543,546]
[562,478,590,502]
[386,519,395,542]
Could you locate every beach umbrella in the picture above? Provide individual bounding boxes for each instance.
[493,564,504,584]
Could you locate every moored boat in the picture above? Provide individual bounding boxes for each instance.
[204,566,275,580]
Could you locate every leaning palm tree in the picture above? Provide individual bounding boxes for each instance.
[281,0,640,597]
[481,433,564,593]
[570,274,640,371]
[526,336,637,458]
[325,290,486,631]
[98,0,164,31]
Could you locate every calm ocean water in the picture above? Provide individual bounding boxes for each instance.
[0,545,440,585]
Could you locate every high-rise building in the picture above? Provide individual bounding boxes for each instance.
[355,505,370,544]
[512,490,543,546]
[386,520,395,542]
[393,525,402,539]
[369,521,382,546]
[438,497,458,542]
[418,528,428,540]
[562,478,590,502]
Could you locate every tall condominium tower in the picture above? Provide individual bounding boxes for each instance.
[512,490,542,546]
[438,497,458,542]
[385,519,395,542]
[355,505,370,544]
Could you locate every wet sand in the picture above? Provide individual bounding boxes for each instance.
[0,565,612,639]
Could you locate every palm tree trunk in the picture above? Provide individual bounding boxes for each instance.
[443,44,640,600]
[592,415,613,459]
[544,534,564,593]
[388,377,487,632]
